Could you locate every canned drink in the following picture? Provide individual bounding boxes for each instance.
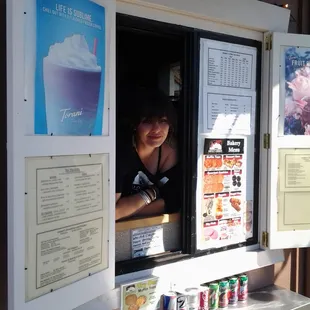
[185,288,199,310]
[163,291,177,310]
[238,275,248,302]
[208,283,219,309]
[198,286,209,310]
[177,294,188,310]
[218,281,229,308]
[228,277,238,305]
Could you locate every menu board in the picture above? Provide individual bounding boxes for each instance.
[278,149,310,231]
[204,93,253,133]
[37,164,103,224]
[200,39,257,135]
[200,139,252,248]
[207,47,253,89]
[120,277,161,310]
[25,154,109,301]
[131,225,164,258]
[197,38,257,250]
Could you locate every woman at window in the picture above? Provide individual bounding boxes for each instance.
[115,88,180,221]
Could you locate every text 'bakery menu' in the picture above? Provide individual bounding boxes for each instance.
[37,164,103,224]
[36,218,103,288]
[201,138,252,247]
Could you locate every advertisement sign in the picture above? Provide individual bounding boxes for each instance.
[200,138,252,248]
[35,0,106,135]
[283,47,310,136]
[121,277,161,310]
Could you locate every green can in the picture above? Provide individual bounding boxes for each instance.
[208,283,219,309]
[238,274,248,301]
[218,280,228,308]
[228,277,238,305]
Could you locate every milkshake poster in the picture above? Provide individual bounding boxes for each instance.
[35,0,105,135]
[284,47,310,136]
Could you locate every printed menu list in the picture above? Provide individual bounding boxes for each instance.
[131,225,164,258]
[201,138,248,247]
[207,48,253,89]
[37,218,103,288]
[25,154,108,301]
[37,164,103,224]
[204,93,253,133]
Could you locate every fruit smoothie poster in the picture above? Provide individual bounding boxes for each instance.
[284,47,310,136]
[35,0,105,135]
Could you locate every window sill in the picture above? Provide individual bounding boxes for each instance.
[116,212,180,232]
[76,247,285,310]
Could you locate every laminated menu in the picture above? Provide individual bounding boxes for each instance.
[201,138,249,248]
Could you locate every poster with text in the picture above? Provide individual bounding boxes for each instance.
[284,47,310,136]
[35,0,106,135]
[200,138,251,248]
[121,277,161,310]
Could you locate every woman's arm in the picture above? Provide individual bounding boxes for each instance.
[115,190,165,221]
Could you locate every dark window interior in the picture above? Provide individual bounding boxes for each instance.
[116,23,184,145]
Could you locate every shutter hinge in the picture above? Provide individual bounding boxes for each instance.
[263,133,270,149]
[262,231,269,247]
[265,34,272,51]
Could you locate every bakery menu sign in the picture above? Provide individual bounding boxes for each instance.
[121,277,160,310]
[201,138,249,248]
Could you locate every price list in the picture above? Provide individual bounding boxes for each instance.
[208,48,253,89]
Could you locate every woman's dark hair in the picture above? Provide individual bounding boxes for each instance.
[118,86,177,130]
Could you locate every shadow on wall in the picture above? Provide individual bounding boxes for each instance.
[274,248,308,296]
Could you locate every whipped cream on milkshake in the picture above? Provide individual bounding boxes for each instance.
[43,34,102,135]
[46,34,101,71]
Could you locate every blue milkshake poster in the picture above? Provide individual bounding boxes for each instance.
[35,0,105,135]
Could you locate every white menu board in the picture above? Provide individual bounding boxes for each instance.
[204,93,254,134]
[207,48,253,89]
[200,39,257,135]
[25,154,109,301]
[197,38,257,250]
[131,225,164,258]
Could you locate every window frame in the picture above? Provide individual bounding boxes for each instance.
[115,13,262,276]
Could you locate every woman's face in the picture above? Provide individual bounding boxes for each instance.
[136,116,170,148]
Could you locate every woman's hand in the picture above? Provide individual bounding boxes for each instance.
[115,190,164,221]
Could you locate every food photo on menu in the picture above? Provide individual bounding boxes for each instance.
[284,47,310,135]
[115,87,181,222]
[201,138,251,246]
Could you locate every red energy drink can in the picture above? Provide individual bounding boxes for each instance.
[163,291,177,310]
[228,277,238,305]
[198,286,208,310]
[238,275,248,302]
[218,280,229,308]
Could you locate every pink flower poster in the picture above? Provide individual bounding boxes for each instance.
[284,47,310,135]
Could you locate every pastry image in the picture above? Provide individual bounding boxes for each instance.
[204,157,222,169]
[203,174,224,193]
[136,296,147,307]
[230,198,241,211]
[215,198,223,220]
[125,294,138,306]
[128,304,140,310]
